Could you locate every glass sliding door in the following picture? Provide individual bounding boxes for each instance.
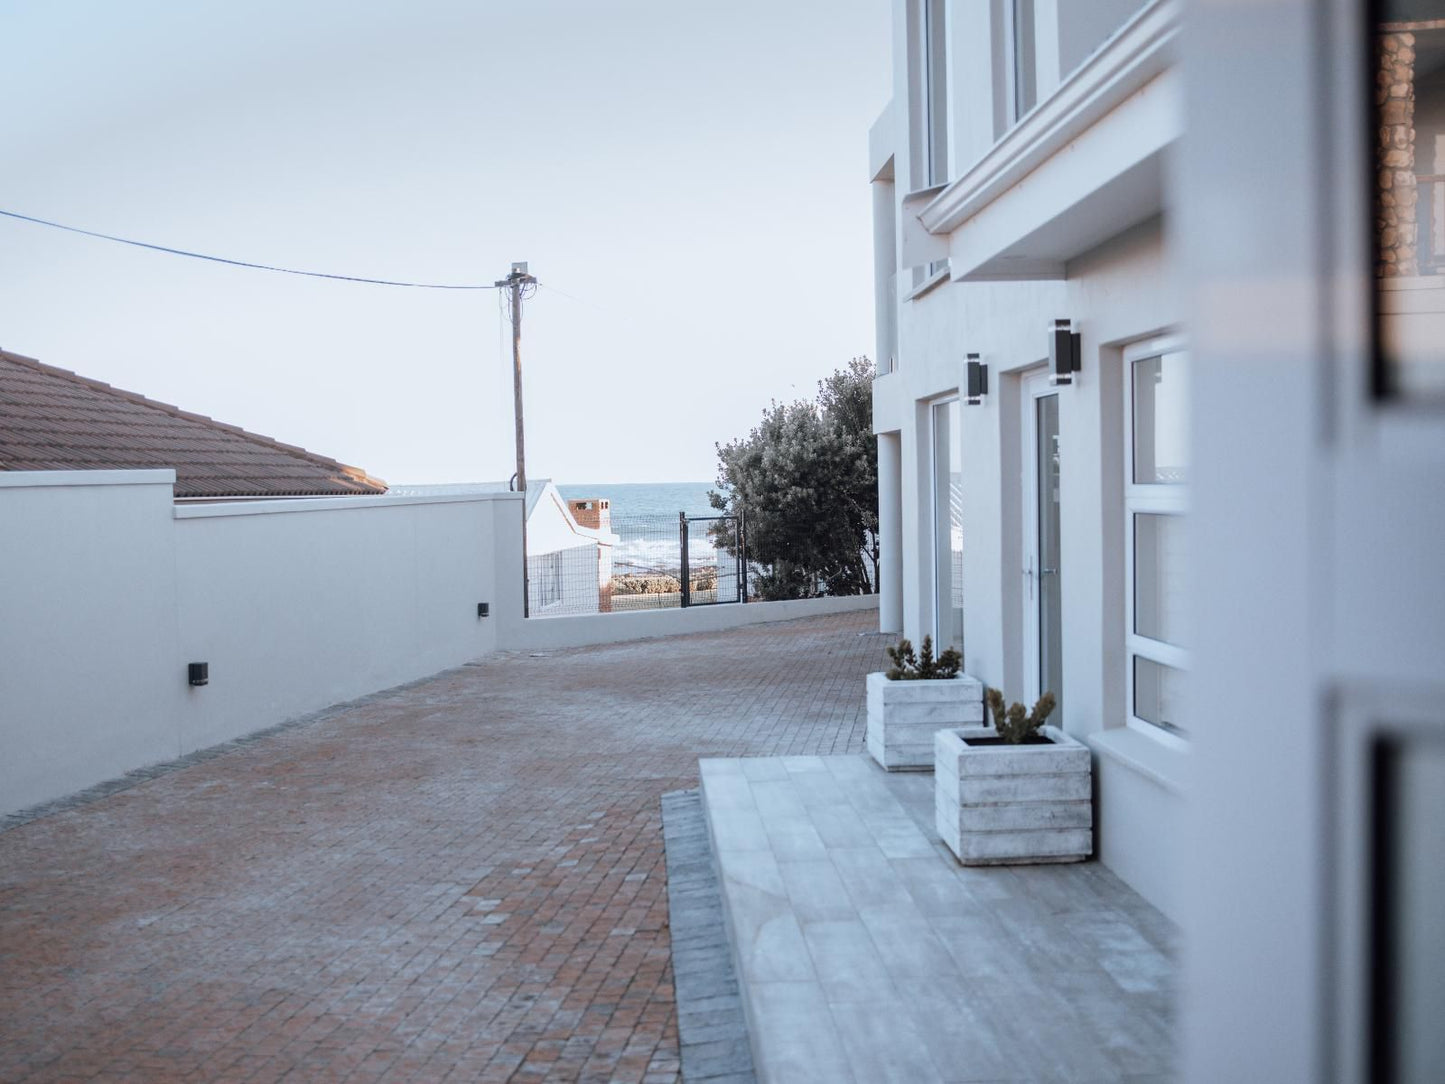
[1035,392,1063,709]
[930,398,963,655]
[1022,371,1062,713]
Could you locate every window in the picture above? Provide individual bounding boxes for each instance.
[1374,3,1445,400]
[531,551,563,610]
[918,0,951,282]
[1010,0,1037,122]
[923,0,949,186]
[1125,339,1188,742]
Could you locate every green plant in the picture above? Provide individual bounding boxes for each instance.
[885,636,962,680]
[985,687,1057,743]
[710,356,879,598]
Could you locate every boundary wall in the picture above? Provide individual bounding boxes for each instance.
[1,471,524,815]
[1,470,877,816]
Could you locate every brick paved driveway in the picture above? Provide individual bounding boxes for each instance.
[1,610,884,1083]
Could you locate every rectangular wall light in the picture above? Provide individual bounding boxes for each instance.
[965,353,988,404]
[1049,319,1081,386]
[477,602,490,618]
[188,662,209,687]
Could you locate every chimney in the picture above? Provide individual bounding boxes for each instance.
[570,498,610,532]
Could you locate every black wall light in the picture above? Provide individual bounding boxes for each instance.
[1049,318,1081,386]
[188,662,209,687]
[965,353,988,405]
[477,602,490,618]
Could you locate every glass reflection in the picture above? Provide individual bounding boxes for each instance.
[1376,3,1445,399]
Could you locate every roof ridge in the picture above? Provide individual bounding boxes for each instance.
[0,347,387,491]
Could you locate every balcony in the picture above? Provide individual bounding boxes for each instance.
[903,0,1181,282]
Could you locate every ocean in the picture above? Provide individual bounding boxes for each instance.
[557,481,719,521]
[557,481,731,580]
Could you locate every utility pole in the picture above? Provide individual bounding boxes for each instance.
[496,261,537,616]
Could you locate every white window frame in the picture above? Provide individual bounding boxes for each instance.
[921,0,950,186]
[1123,333,1189,749]
[536,550,563,611]
[928,393,962,655]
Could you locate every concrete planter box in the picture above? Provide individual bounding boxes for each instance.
[934,725,1093,864]
[866,671,985,771]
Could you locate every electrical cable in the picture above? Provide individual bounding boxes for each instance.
[0,208,501,290]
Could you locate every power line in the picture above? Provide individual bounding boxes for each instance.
[0,208,501,290]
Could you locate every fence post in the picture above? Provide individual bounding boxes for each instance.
[679,512,691,608]
[738,510,747,604]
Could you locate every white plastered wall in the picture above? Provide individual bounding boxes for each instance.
[0,472,525,815]
[0,472,186,815]
[876,200,1186,916]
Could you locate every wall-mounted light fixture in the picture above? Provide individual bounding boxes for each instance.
[965,353,988,405]
[1049,319,1081,386]
[188,662,209,687]
[477,602,490,618]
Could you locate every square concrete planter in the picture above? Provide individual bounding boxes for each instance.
[866,671,984,771]
[934,724,1092,864]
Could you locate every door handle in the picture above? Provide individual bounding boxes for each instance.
[1040,567,1058,576]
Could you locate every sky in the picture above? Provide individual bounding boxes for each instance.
[0,0,891,485]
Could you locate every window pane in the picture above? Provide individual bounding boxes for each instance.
[1134,656,1186,736]
[1376,6,1445,399]
[925,0,948,184]
[932,399,964,654]
[1134,513,1187,646]
[1132,352,1189,484]
[1013,0,1037,120]
[1057,0,1150,81]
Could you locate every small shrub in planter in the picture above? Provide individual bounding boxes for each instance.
[885,636,963,681]
[979,687,1056,744]
[866,636,983,772]
[934,687,1092,864]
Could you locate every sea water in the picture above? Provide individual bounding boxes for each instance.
[556,481,717,520]
[557,481,733,579]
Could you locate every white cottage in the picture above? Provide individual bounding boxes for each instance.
[525,480,617,616]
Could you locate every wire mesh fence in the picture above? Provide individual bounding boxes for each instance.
[609,513,743,611]
[527,512,745,617]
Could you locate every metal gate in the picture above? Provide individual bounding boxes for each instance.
[679,512,746,607]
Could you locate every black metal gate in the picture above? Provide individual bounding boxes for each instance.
[679,512,746,607]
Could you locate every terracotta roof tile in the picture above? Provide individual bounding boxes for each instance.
[0,349,387,499]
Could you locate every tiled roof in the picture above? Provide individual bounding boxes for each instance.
[0,349,387,498]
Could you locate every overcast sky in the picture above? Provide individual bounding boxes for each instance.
[1,0,890,485]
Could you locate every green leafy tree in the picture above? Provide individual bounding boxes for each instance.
[710,357,879,599]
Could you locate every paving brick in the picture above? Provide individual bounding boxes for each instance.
[0,611,886,1082]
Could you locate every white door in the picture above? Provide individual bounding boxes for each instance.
[1021,370,1062,711]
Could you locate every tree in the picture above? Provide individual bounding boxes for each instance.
[710,356,879,599]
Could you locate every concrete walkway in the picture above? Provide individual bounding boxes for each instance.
[0,610,886,1084]
[699,756,1177,1083]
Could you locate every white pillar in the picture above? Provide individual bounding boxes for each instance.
[872,178,897,375]
[877,431,904,632]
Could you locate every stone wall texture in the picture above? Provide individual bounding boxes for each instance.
[1379,31,1419,277]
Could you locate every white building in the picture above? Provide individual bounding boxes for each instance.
[524,480,617,616]
[390,480,618,616]
[871,0,1185,916]
[871,2,1445,1078]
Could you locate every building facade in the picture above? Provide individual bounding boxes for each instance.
[871,0,1185,917]
[873,2,1445,1079]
